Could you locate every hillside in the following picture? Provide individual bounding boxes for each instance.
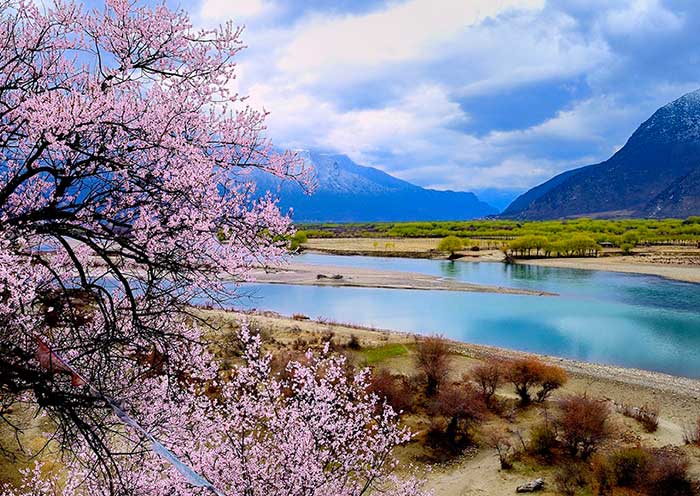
[502,89,700,219]
[255,151,496,222]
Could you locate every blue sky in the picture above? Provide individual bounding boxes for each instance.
[188,0,700,207]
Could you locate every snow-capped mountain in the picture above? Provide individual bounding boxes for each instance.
[502,89,700,219]
[255,150,496,222]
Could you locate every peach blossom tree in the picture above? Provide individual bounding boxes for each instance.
[0,0,425,494]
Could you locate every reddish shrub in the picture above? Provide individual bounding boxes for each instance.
[429,383,486,447]
[415,335,452,396]
[505,358,543,405]
[644,448,696,496]
[535,364,567,403]
[600,447,697,496]
[505,357,567,405]
[556,394,611,459]
[470,359,502,407]
[368,368,415,413]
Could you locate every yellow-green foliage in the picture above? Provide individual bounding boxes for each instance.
[289,231,308,251]
[437,235,464,254]
[299,218,700,248]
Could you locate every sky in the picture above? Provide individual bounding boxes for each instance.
[190,0,700,208]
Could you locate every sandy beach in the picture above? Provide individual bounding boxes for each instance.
[249,261,555,296]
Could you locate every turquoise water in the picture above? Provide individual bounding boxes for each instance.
[231,254,700,378]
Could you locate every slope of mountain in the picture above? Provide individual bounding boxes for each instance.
[255,151,496,222]
[502,89,700,219]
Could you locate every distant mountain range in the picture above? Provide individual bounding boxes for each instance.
[256,151,496,222]
[502,89,700,219]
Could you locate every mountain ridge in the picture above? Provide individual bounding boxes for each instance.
[256,150,497,222]
[502,89,700,219]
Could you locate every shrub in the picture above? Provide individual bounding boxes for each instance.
[429,383,486,447]
[556,395,611,459]
[483,427,515,469]
[608,447,651,487]
[346,334,362,350]
[505,357,566,406]
[506,358,544,406]
[415,335,452,396]
[644,449,696,496]
[470,359,502,407]
[535,364,567,403]
[528,421,558,460]
[600,447,697,496]
[289,231,308,251]
[554,463,589,496]
[437,235,463,255]
[368,368,415,414]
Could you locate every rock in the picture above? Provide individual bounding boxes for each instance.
[516,478,545,493]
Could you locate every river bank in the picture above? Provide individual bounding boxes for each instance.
[205,308,700,423]
[202,308,700,496]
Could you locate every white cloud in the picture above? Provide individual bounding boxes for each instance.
[602,0,683,35]
[276,0,544,84]
[199,0,274,21]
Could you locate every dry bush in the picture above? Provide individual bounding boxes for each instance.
[367,369,416,414]
[682,417,700,445]
[528,421,558,461]
[483,426,515,469]
[608,447,651,487]
[556,394,611,459]
[599,447,697,496]
[554,462,589,496]
[505,357,566,406]
[535,364,568,403]
[505,358,543,406]
[618,403,659,433]
[470,359,502,407]
[643,448,696,496]
[428,383,486,447]
[415,335,452,396]
[346,334,362,350]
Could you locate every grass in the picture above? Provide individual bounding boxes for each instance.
[359,343,409,365]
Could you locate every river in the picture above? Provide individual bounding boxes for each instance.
[231,254,700,378]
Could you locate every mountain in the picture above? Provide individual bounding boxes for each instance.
[502,89,700,219]
[255,151,496,222]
